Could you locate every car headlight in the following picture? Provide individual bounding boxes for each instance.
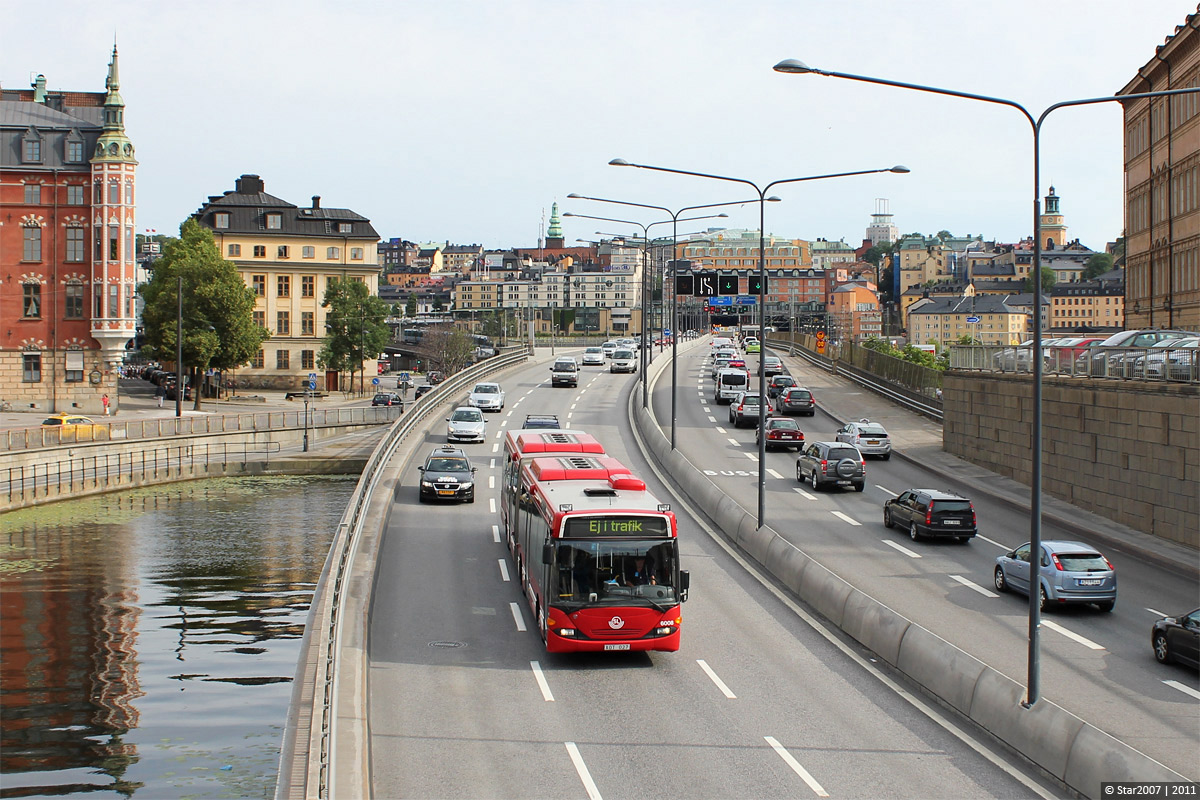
[459,482,473,489]
[421,480,434,488]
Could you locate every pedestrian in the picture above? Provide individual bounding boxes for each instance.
[155,384,165,408]
[102,394,110,415]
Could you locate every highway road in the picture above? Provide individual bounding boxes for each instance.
[651,341,1200,781]
[367,349,1064,799]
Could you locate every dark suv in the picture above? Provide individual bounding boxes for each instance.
[883,488,977,542]
[796,442,865,492]
[417,445,477,503]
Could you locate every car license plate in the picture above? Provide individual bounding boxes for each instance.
[1077,578,1103,586]
[437,490,456,496]
[942,519,960,525]
[836,480,850,485]
[604,644,630,651]
[866,440,880,445]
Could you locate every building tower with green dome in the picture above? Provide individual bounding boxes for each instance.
[546,202,564,248]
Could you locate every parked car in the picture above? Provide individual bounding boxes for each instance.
[417,445,477,503]
[776,386,816,416]
[41,413,106,440]
[755,416,805,452]
[767,374,797,398]
[1131,337,1198,380]
[1077,329,1197,375]
[521,414,561,430]
[836,419,892,460]
[467,381,505,411]
[883,488,976,542]
[446,406,486,443]
[582,347,605,366]
[728,391,764,427]
[993,540,1117,612]
[1152,608,1200,668]
[372,392,403,407]
[762,356,783,376]
[610,348,637,373]
[796,441,865,492]
[550,357,579,387]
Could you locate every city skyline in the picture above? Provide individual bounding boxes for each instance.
[5,0,1190,251]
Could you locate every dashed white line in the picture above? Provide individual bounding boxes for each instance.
[529,660,553,700]
[489,497,496,514]
[882,540,922,559]
[976,534,1007,549]
[500,420,507,428]
[763,736,828,797]
[696,659,737,698]
[495,430,503,439]
[510,603,528,632]
[570,403,577,410]
[727,438,739,445]
[1146,607,1169,617]
[708,416,717,423]
[767,468,784,479]
[1163,680,1200,701]
[488,475,495,489]
[831,511,861,526]
[949,574,998,598]
[745,453,759,462]
[702,407,711,413]
[489,458,495,468]
[567,412,573,419]
[506,410,514,417]
[491,524,500,543]
[875,484,897,496]
[716,426,727,434]
[564,742,600,799]
[1041,619,1105,650]
[498,559,510,581]
[792,487,816,500]
[491,443,500,453]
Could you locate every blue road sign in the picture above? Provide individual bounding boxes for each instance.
[399,372,410,382]
[372,377,380,385]
[736,295,758,305]
[307,379,317,390]
[708,296,733,306]
[966,316,981,323]
[308,372,317,380]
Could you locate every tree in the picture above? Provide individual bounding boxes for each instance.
[1082,253,1114,280]
[139,218,269,410]
[936,230,954,242]
[319,279,391,394]
[1022,266,1056,293]
[405,294,418,317]
[421,327,475,374]
[431,295,445,312]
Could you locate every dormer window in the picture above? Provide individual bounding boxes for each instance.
[214,212,230,229]
[338,223,352,234]
[22,131,42,163]
[266,213,282,229]
[67,141,83,162]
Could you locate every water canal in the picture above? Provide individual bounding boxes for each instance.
[0,475,358,799]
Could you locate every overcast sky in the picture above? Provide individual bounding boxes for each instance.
[6,1,1192,253]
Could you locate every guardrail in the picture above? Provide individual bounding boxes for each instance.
[275,345,532,800]
[950,344,1200,382]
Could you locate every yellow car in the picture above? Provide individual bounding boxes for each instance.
[745,339,761,353]
[41,413,107,440]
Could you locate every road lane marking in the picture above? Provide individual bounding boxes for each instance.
[491,443,499,453]
[831,511,860,526]
[1041,619,1105,650]
[708,416,717,423]
[564,742,601,799]
[792,487,815,500]
[767,468,784,479]
[950,574,998,598]
[488,475,495,489]
[490,458,495,468]
[1164,680,1200,701]
[567,412,573,419]
[498,559,510,581]
[492,524,500,543]
[1146,607,1169,617]
[882,540,922,558]
[489,498,496,514]
[716,426,727,434]
[697,659,737,698]
[571,403,577,410]
[495,430,503,439]
[529,660,553,700]
[763,736,828,797]
[500,419,507,428]
[702,407,711,413]
[506,410,513,417]
[510,603,527,632]
[745,453,758,462]
[976,534,1006,549]
[875,484,897,496]
[727,438,739,445]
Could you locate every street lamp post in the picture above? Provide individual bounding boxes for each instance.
[609,159,909,529]
[176,275,183,418]
[774,56,1200,707]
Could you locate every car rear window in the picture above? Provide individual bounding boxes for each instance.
[786,390,811,400]
[859,425,888,436]
[721,373,747,385]
[828,448,859,460]
[1055,553,1109,571]
[770,419,799,430]
[931,500,971,512]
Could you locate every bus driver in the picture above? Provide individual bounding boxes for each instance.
[624,556,655,587]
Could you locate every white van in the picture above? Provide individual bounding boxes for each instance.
[715,368,750,404]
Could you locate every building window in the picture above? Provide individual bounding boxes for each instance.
[23,226,42,261]
[94,182,102,203]
[65,282,84,318]
[338,223,352,234]
[277,245,290,259]
[253,245,266,258]
[350,247,364,260]
[125,183,133,205]
[326,247,340,259]
[94,284,102,317]
[277,275,290,297]
[302,246,315,258]
[301,350,314,370]
[109,285,120,319]
[277,311,290,335]
[251,349,265,369]
[108,179,120,204]
[23,353,42,382]
[23,138,41,162]
[23,283,42,317]
[67,141,83,162]
[65,349,84,383]
[66,185,85,205]
[252,275,265,296]
[125,284,133,317]
[301,311,314,335]
[109,226,119,260]
[215,212,230,229]
[302,275,315,297]
[266,214,282,229]
[276,349,290,369]
[126,228,133,262]
[253,310,265,328]
[24,184,41,204]
[228,243,242,257]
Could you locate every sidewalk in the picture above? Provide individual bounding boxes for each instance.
[779,350,1199,578]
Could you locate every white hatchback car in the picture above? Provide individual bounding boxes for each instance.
[467,381,505,411]
[582,347,605,366]
[446,406,486,443]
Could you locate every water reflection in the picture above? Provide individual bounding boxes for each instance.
[0,475,356,799]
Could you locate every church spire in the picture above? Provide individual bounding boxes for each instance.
[94,44,135,163]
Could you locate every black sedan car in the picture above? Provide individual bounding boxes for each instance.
[414,385,434,399]
[1153,608,1200,668]
[417,446,476,503]
[372,392,403,407]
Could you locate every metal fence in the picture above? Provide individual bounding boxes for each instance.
[949,344,1200,382]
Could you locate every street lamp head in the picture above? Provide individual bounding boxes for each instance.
[772,59,816,74]
[563,212,577,217]
[889,165,911,174]
[567,193,583,198]
[717,213,729,218]
[608,158,632,167]
[765,196,782,203]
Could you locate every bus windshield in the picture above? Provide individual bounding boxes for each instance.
[551,540,680,610]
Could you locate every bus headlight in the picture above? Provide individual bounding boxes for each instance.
[558,628,577,637]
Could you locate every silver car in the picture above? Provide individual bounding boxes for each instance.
[467,382,505,411]
[582,347,605,366]
[446,406,486,443]
[994,540,1116,612]
[835,419,892,460]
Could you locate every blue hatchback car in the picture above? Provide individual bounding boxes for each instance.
[993,540,1117,612]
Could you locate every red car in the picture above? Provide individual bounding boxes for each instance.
[755,416,805,452]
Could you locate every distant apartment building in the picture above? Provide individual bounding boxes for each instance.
[1120,9,1200,331]
[1049,269,1125,331]
[378,237,418,269]
[192,174,380,391]
[827,281,882,342]
[908,293,1032,348]
[1,48,137,413]
[810,238,857,270]
[442,243,483,274]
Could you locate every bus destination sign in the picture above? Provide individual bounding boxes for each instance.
[564,516,669,538]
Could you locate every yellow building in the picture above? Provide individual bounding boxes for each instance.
[907,293,1030,348]
[193,174,380,390]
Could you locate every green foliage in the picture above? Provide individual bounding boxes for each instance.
[1022,266,1056,293]
[318,279,391,387]
[860,335,947,371]
[431,296,445,312]
[862,241,893,266]
[936,230,953,242]
[405,294,418,317]
[1082,253,1114,280]
[139,219,270,408]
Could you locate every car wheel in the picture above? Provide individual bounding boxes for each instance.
[1153,632,1172,664]
[882,453,891,461]
[853,482,864,492]
[796,464,804,482]
[883,508,893,528]
[418,492,428,504]
[993,566,1008,592]
[1039,584,1050,612]
[810,469,819,491]
[909,522,921,542]
[1096,599,1115,612]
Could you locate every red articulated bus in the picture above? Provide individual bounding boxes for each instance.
[511,455,689,653]
[500,430,605,545]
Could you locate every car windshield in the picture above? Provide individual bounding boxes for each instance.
[554,361,575,369]
[828,447,859,460]
[769,419,799,430]
[1055,552,1109,571]
[614,350,633,358]
[551,540,679,610]
[427,457,470,472]
[473,385,498,393]
[452,410,482,421]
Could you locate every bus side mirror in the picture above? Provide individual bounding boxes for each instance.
[542,543,554,564]
[679,569,690,602]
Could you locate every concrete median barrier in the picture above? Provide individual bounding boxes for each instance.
[840,590,911,666]
[895,624,987,717]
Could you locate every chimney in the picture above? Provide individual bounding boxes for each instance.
[235,174,264,194]
[312,196,321,209]
[32,74,47,103]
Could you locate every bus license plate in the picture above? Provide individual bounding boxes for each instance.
[604,644,630,651]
